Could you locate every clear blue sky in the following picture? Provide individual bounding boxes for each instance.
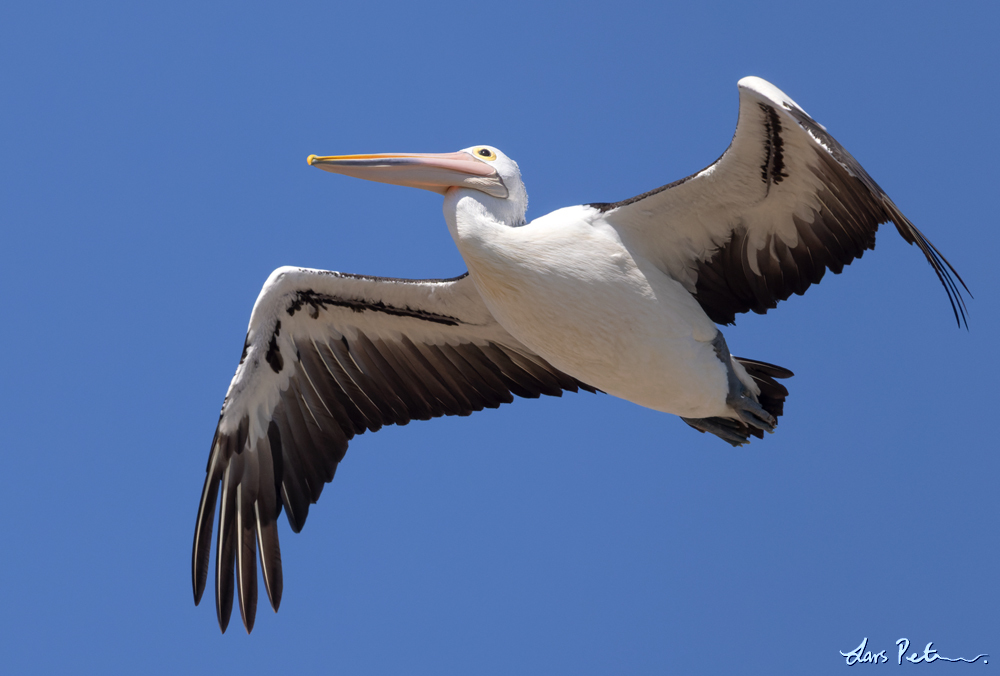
[2,1,997,674]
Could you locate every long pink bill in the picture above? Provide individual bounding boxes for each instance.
[307,151,508,198]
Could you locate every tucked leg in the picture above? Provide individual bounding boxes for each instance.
[711,331,776,433]
[681,332,779,445]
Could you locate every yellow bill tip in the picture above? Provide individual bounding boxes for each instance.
[306,154,318,166]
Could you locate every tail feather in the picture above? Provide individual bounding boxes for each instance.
[736,357,792,423]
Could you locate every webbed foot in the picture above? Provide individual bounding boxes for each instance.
[681,416,751,447]
[728,385,777,433]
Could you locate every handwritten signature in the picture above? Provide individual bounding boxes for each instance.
[840,637,988,666]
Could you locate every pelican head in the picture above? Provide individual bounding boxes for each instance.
[308,145,528,226]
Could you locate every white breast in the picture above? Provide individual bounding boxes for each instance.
[453,205,733,419]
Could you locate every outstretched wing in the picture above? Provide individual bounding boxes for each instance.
[192,267,596,633]
[591,77,968,326]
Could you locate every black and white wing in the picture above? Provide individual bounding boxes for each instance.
[591,77,968,326]
[192,267,596,633]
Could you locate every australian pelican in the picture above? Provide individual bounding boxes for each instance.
[192,77,967,632]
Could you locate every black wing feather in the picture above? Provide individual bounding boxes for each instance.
[193,270,596,633]
[594,78,969,327]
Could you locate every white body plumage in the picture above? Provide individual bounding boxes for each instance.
[446,192,744,419]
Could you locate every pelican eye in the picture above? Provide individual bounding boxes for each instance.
[474,147,497,161]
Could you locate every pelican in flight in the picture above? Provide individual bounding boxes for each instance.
[193,77,967,632]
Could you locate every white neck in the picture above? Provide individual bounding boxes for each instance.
[443,186,527,246]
